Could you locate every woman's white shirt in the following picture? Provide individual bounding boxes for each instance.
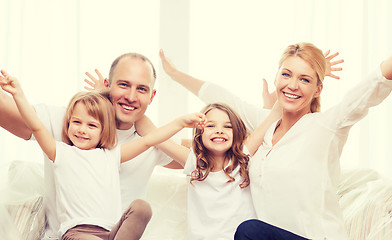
[199,69,392,239]
[184,148,256,240]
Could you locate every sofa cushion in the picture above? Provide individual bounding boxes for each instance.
[7,196,46,240]
[339,169,392,240]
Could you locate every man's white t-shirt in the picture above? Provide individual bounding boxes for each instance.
[184,149,256,240]
[54,142,122,236]
[32,105,172,239]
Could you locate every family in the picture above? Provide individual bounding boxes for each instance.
[1,42,392,240]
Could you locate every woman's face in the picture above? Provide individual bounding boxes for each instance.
[274,56,322,116]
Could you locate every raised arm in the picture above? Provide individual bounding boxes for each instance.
[161,49,268,131]
[135,115,191,167]
[0,89,32,139]
[160,49,204,96]
[121,113,205,163]
[0,70,56,161]
[245,103,282,156]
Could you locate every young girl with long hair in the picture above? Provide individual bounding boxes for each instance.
[136,102,281,240]
[0,70,206,240]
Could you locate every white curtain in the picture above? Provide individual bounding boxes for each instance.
[1,0,391,177]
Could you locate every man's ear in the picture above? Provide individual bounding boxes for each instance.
[149,89,157,104]
[104,78,110,88]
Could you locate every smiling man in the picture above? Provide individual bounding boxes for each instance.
[107,54,157,130]
[0,52,182,240]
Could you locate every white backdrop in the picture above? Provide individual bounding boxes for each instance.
[1,0,392,176]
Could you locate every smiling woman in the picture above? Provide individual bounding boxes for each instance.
[276,56,322,116]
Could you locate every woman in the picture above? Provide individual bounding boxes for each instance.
[159,44,392,239]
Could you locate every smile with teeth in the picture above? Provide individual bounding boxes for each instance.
[211,137,227,143]
[75,135,89,141]
[283,92,300,99]
[121,103,136,111]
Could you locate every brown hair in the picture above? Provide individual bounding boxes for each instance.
[62,91,117,149]
[278,43,326,112]
[191,103,250,188]
[108,52,157,89]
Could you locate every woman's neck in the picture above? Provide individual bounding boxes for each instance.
[272,110,310,145]
[282,110,308,128]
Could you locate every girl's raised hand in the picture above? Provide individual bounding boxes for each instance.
[84,69,108,92]
[181,112,206,129]
[0,70,20,96]
[324,50,344,80]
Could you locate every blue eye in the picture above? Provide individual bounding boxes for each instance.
[118,82,128,88]
[301,78,310,83]
[137,87,148,93]
[224,125,232,128]
[282,73,290,78]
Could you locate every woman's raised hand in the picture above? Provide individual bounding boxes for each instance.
[324,50,344,80]
[159,49,179,77]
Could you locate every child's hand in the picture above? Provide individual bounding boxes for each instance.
[181,112,206,129]
[84,69,109,92]
[324,50,344,80]
[0,70,20,96]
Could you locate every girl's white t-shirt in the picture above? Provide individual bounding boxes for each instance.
[184,148,256,240]
[32,105,173,240]
[54,142,122,237]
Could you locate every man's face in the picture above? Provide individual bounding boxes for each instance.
[109,57,156,130]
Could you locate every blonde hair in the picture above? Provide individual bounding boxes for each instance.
[191,103,250,188]
[279,43,326,112]
[62,91,117,149]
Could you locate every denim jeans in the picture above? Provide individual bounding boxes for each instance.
[234,219,310,240]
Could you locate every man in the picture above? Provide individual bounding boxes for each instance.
[0,52,183,239]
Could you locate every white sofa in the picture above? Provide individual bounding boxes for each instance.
[2,161,392,240]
